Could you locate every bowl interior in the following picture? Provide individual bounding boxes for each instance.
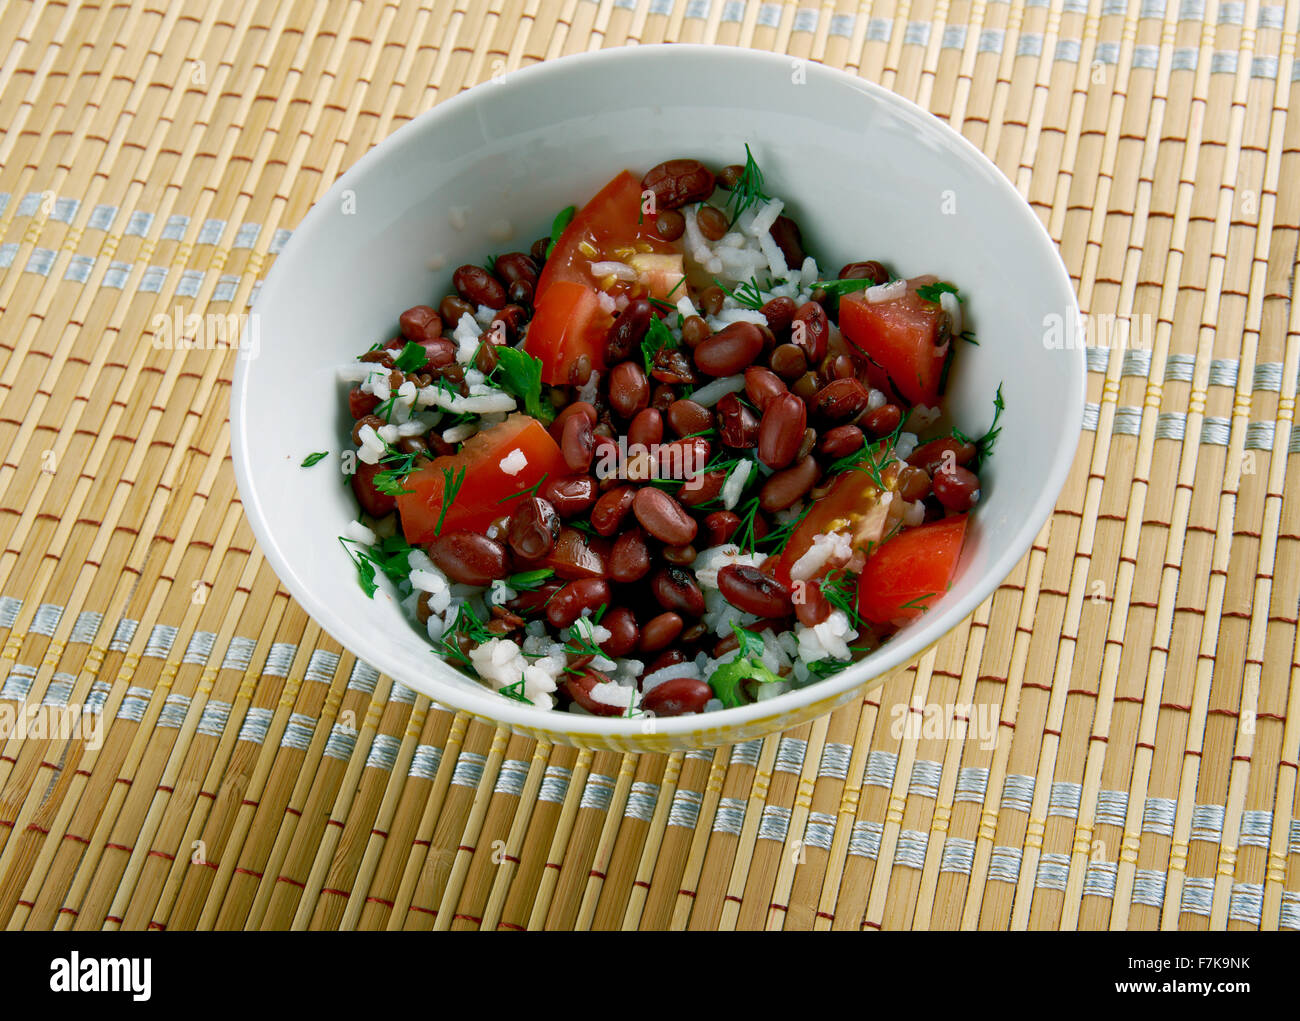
[232,45,1083,748]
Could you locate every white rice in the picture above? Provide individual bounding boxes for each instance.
[796,608,858,663]
[356,423,385,465]
[442,420,478,444]
[721,459,752,510]
[747,197,784,239]
[690,374,746,407]
[344,520,377,546]
[498,448,528,475]
[641,660,704,694]
[590,260,637,281]
[866,279,907,303]
[676,295,698,321]
[452,311,483,363]
[469,637,562,710]
[940,290,962,336]
[789,530,855,582]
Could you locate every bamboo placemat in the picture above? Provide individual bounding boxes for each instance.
[0,0,1296,932]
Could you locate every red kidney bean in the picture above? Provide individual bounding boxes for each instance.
[717,564,794,618]
[639,612,684,653]
[694,322,765,377]
[428,531,509,586]
[932,463,981,512]
[819,424,865,459]
[715,393,759,449]
[642,676,713,717]
[642,158,716,210]
[633,488,699,546]
[547,527,608,580]
[628,408,663,449]
[793,578,833,626]
[757,392,807,469]
[609,528,651,583]
[744,366,787,411]
[507,580,562,617]
[861,403,902,438]
[791,301,829,363]
[770,343,807,381]
[704,510,741,547]
[759,455,819,512]
[656,436,710,483]
[839,260,888,284]
[399,305,442,342]
[439,294,474,326]
[569,353,594,387]
[452,264,507,309]
[667,399,712,438]
[351,413,386,446]
[908,437,978,476]
[508,278,533,306]
[350,461,397,517]
[717,164,745,189]
[491,303,528,344]
[651,384,677,413]
[561,413,595,472]
[663,543,697,566]
[770,215,804,268]
[539,475,598,518]
[828,354,857,380]
[494,252,539,285]
[650,346,697,386]
[591,485,637,537]
[562,670,625,716]
[681,315,711,348]
[698,285,726,317]
[605,298,653,363]
[530,237,550,263]
[896,464,932,502]
[654,209,686,241]
[678,469,726,508]
[760,296,797,334]
[651,566,706,617]
[547,400,598,443]
[696,205,728,241]
[599,607,640,658]
[791,371,820,401]
[506,496,560,560]
[815,378,870,421]
[608,361,650,419]
[396,435,431,458]
[647,649,689,674]
[546,578,611,629]
[348,387,381,420]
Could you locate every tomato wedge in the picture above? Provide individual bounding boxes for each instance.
[527,170,684,385]
[774,469,882,586]
[396,415,568,543]
[839,282,949,407]
[535,171,671,299]
[856,515,967,624]
[523,280,608,385]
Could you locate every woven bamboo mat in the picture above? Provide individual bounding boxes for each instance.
[0,0,1296,932]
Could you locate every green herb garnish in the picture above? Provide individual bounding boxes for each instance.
[498,472,549,504]
[724,144,769,226]
[915,281,962,304]
[434,465,467,535]
[545,206,576,258]
[300,451,329,468]
[507,568,554,591]
[339,536,379,598]
[438,603,493,669]
[561,604,609,674]
[393,341,428,373]
[951,383,1005,470]
[898,592,937,613]
[492,346,555,423]
[713,276,769,311]
[809,277,891,298]
[499,676,532,704]
[642,313,678,376]
[708,629,781,709]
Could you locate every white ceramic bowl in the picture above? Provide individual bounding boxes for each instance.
[231,44,1084,751]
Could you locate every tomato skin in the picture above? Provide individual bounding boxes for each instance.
[523,280,609,385]
[856,515,967,624]
[839,283,948,407]
[396,415,569,543]
[774,470,880,586]
[535,171,669,299]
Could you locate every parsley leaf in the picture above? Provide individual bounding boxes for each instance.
[951,383,1005,470]
[507,568,554,591]
[545,206,576,258]
[393,341,428,373]
[338,537,379,598]
[915,281,962,304]
[492,346,554,423]
[642,314,678,376]
[300,451,329,468]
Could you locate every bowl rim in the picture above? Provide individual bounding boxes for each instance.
[230,42,1086,741]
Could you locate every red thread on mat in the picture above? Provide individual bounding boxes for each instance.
[147,850,174,862]
[407,904,437,916]
[106,842,133,853]
[63,833,90,844]
[234,868,263,879]
[498,921,525,930]
[678,888,696,898]
[320,888,350,899]
[365,896,394,908]
[452,913,481,924]
[276,876,305,888]
[588,869,606,879]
